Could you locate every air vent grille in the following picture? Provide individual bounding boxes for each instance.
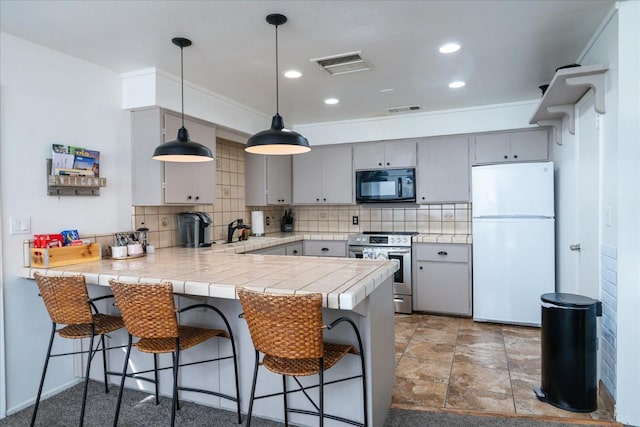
[312,51,371,76]
[387,105,422,114]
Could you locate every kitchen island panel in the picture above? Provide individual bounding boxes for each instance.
[18,247,397,427]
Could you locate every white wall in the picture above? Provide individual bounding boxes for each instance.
[550,2,640,424]
[0,32,131,414]
[294,100,540,145]
[613,1,640,424]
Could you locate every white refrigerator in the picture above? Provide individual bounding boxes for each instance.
[472,161,555,326]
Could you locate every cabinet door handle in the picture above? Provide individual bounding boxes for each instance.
[513,154,518,159]
[378,162,383,166]
[195,196,199,201]
[386,162,390,166]
[419,266,423,270]
[421,196,426,200]
[187,195,192,200]
[321,248,329,252]
[292,250,298,254]
[316,198,320,202]
[504,155,508,159]
[437,251,448,256]
[323,198,327,202]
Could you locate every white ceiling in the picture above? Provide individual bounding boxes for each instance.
[1,0,615,126]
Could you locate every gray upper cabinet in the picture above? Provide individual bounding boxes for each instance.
[245,153,292,206]
[131,108,216,206]
[292,145,353,204]
[417,135,470,203]
[472,129,549,164]
[353,140,416,170]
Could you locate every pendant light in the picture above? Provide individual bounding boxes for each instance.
[245,14,310,155]
[153,37,214,162]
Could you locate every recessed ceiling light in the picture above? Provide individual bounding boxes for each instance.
[380,88,394,93]
[283,70,302,78]
[448,81,466,89]
[439,42,461,54]
[324,98,340,105]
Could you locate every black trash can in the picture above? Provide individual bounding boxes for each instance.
[534,293,602,412]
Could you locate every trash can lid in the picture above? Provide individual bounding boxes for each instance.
[541,293,601,308]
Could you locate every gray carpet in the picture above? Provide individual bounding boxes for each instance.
[0,380,620,427]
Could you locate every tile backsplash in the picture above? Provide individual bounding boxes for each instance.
[131,138,471,249]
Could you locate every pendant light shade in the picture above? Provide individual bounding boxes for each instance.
[153,37,214,162]
[245,14,310,156]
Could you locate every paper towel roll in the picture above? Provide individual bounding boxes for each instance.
[251,211,264,236]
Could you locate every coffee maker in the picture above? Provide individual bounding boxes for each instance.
[178,212,212,247]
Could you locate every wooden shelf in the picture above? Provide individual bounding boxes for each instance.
[46,159,106,196]
[530,64,608,145]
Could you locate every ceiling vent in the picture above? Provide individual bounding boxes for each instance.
[387,105,422,114]
[312,51,371,76]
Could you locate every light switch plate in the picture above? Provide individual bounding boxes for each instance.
[10,216,31,235]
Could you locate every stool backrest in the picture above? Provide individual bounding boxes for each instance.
[34,273,93,325]
[109,280,179,339]
[238,288,324,359]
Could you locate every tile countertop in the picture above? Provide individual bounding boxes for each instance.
[18,245,397,311]
[413,234,472,244]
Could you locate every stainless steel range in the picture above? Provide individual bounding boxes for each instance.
[347,232,417,314]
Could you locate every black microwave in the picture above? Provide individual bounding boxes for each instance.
[355,168,416,203]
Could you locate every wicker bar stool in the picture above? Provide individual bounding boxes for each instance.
[108,280,241,427]
[237,288,368,427]
[31,272,125,427]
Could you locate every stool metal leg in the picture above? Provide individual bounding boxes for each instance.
[171,338,180,427]
[360,351,368,427]
[246,350,260,427]
[282,375,289,426]
[30,323,56,427]
[78,326,97,427]
[319,358,324,427]
[100,334,109,393]
[113,334,132,427]
[153,353,159,404]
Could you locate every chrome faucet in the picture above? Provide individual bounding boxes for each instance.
[227,219,250,243]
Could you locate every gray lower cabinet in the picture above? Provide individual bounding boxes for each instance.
[303,240,347,257]
[413,243,471,316]
[247,241,302,255]
[285,242,303,256]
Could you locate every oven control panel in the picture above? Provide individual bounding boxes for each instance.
[348,234,414,247]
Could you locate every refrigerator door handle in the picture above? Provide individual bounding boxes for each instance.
[570,243,582,251]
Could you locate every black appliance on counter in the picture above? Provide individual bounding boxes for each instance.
[355,168,416,203]
[178,212,212,247]
[348,231,417,314]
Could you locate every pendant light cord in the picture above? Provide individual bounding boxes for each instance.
[275,24,279,115]
[180,45,185,128]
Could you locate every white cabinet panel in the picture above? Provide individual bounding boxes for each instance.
[417,135,470,203]
[245,153,292,206]
[354,140,416,170]
[131,108,216,206]
[292,145,353,204]
[473,129,549,165]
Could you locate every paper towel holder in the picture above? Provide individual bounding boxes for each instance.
[251,211,265,237]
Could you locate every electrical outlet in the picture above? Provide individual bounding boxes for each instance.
[10,216,31,235]
[352,216,359,225]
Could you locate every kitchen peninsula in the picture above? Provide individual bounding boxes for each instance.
[18,245,397,427]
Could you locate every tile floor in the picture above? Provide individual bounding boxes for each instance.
[392,313,615,422]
